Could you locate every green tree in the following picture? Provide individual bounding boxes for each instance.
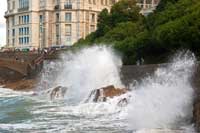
[95,9,111,38]
[110,0,141,27]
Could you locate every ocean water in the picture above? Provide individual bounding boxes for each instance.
[0,46,197,133]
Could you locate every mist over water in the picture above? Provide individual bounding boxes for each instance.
[0,46,197,132]
[128,51,196,130]
[39,46,124,103]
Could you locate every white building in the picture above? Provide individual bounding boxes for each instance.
[5,0,159,49]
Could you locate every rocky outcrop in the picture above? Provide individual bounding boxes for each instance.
[192,63,200,131]
[86,85,129,102]
[2,79,36,91]
[193,97,200,131]
[117,98,129,107]
[47,86,68,100]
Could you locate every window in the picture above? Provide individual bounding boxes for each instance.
[90,25,95,32]
[65,24,72,45]
[65,13,72,22]
[93,0,96,4]
[39,15,43,32]
[24,15,27,23]
[65,24,71,36]
[12,29,15,36]
[22,28,24,35]
[89,0,92,4]
[101,0,104,5]
[19,28,21,35]
[12,1,15,10]
[27,27,29,35]
[8,30,9,37]
[12,39,15,46]
[12,17,15,26]
[56,24,60,44]
[105,0,108,5]
[24,37,27,44]
[22,16,24,24]
[19,0,29,9]
[18,15,29,24]
[24,27,29,35]
[24,27,27,35]
[65,0,72,9]
[40,0,45,8]
[21,37,23,44]
[40,15,43,23]
[56,13,60,22]
[27,37,29,43]
[56,24,59,36]
[86,12,89,21]
[8,2,11,10]
[110,0,116,5]
[91,13,95,23]
[27,15,29,23]
[56,0,60,5]
[66,0,72,4]
[19,16,21,24]
[66,36,71,45]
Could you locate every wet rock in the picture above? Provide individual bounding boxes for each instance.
[3,79,36,91]
[117,98,128,107]
[47,86,68,100]
[86,85,129,102]
[193,96,200,131]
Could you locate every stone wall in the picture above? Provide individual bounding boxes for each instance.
[0,52,40,63]
[121,64,167,86]
[0,68,24,83]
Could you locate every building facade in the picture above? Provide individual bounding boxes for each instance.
[5,0,118,49]
[138,0,160,15]
[5,0,159,49]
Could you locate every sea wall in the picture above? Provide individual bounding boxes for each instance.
[121,64,166,86]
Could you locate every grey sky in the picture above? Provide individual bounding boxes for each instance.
[0,0,7,46]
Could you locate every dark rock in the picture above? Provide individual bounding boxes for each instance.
[86,85,129,102]
[117,98,128,107]
[47,86,68,100]
[3,79,36,91]
[193,96,200,131]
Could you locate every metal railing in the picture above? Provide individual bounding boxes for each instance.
[55,5,60,10]
[18,7,29,12]
[64,4,72,9]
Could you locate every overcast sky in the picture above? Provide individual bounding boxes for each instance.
[0,0,7,46]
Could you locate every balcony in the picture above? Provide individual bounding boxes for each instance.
[64,4,72,9]
[55,5,60,10]
[18,7,29,12]
[4,10,14,17]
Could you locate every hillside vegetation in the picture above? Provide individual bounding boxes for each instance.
[76,0,200,64]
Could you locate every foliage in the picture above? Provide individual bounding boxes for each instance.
[75,0,200,64]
